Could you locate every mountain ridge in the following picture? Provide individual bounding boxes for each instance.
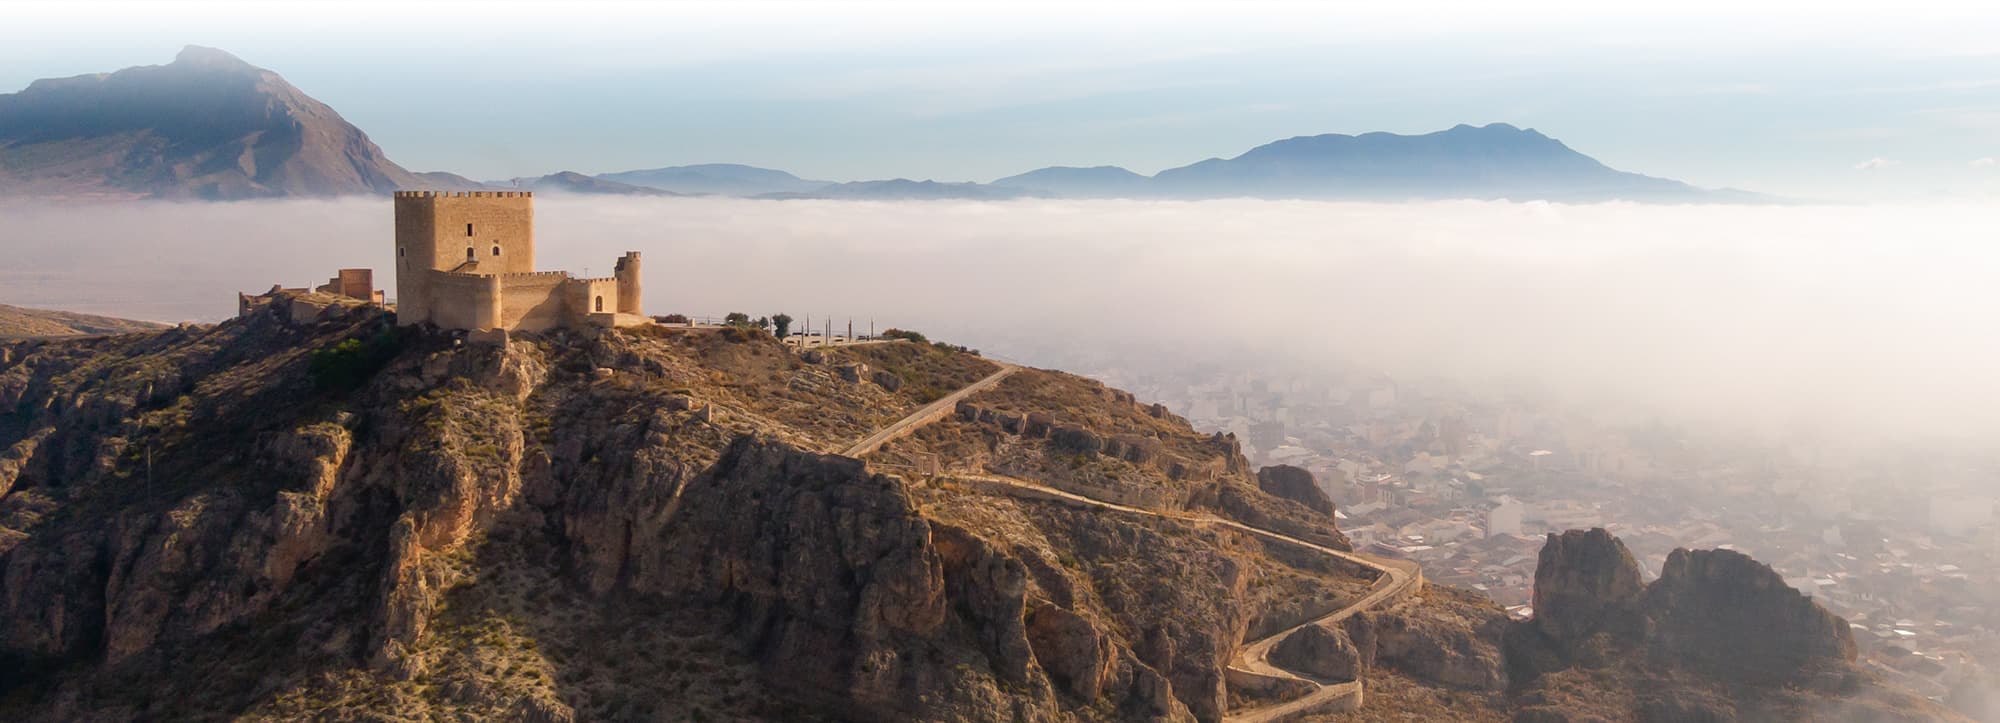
[0,48,1768,203]
[0,46,480,200]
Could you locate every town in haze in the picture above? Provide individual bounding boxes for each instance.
[1076,352,2000,701]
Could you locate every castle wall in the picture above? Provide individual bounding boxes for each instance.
[497,272,572,332]
[565,277,620,319]
[425,271,502,331]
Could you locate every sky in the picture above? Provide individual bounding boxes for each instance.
[5,1,2000,200]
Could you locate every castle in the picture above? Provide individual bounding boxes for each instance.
[392,191,646,332]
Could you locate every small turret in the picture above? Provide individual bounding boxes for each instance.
[615,251,642,315]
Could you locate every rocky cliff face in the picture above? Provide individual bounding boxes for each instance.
[1297,528,1960,722]
[1488,528,1945,723]
[0,46,478,199]
[1644,547,1858,684]
[1521,528,1854,685]
[0,296,1367,721]
[1530,528,1646,654]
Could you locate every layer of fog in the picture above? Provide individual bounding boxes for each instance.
[3,196,1996,452]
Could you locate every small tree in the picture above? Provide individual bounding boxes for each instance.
[772,313,793,338]
[881,328,928,344]
[723,311,750,326]
[754,316,770,331]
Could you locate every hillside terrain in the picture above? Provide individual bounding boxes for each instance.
[0,297,1952,721]
[0,46,478,200]
[0,303,166,339]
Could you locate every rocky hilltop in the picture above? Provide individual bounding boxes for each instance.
[0,294,1361,721]
[0,297,1956,721]
[0,304,166,339]
[0,46,479,200]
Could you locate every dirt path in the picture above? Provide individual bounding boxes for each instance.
[844,372,1423,722]
[839,362,1017,457]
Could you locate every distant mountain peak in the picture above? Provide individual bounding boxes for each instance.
[0,47,482,199]
[173,45,260,72]
[1447,122,1527,133]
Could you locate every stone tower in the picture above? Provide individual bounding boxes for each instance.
[393,191,536,326]
[614,252,642,315]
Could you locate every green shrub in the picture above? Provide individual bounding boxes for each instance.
[309,327,406,393]
[882,328,928,344]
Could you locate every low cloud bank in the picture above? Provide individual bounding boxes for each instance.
[3,196,1996,450]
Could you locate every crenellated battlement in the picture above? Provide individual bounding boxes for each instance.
[394,190,533,199]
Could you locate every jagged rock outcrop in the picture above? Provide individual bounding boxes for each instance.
[1531,528,1646,652]
[1269,623,1361,681]
[1524,529,1855,688]
[1643,547,1857,684]
[1488,529,1909,721]
[1255,464,1333,517]
[1345,596,1509,691]
[1025,603,1117,699]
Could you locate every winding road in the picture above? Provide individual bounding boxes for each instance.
[837,364,1425,721]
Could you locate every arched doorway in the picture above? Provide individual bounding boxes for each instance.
[594,296,604,312]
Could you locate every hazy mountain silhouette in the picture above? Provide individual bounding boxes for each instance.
[0,46,480,200]
[996,124,1768,202]
[1149,123,1729,200]
[501,171,683,196]
[991,165,1152,198]
[596,163,829,196]
[756,178,1042,200]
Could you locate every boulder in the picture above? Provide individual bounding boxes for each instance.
[1116,435,1163,465]
[837,363,866,382]
[869,369,903,391]
[1256,465,1334,516]
[1049,425,1103,456]
[995,411,1025,435]
[1269,623,1361,681]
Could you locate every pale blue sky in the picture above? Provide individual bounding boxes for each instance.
[7,0,2000,200]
